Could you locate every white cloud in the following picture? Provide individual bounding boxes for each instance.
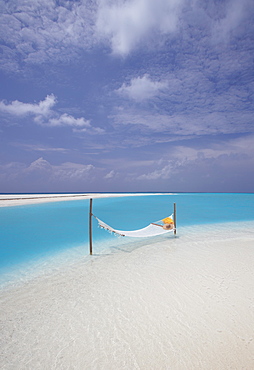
[0,94,56,117]
[96,0,183,56]
[136,134,254,182]
[12,143,68,153]
[0,0,97,70]
[0,161,26,182]
[137,163,174,180]
[53,162,94,181]
[104,170,116,179]
[216,134,254,158]
[172,135,254,163]
[0,95,94,130]
[25,157,95,181]
[116,74,168,101]
[0,157,97,189]
[1,0,252,72]
[111,107,254,138]
[212,0,248,41]
[26,157,52,173]
[48,113,91,128]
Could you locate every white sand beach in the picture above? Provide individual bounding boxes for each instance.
[0,193,164,207]
[1,217,254,369]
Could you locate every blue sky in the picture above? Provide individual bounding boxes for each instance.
[0,0,254,193]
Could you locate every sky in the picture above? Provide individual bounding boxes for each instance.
[0,0,254,193]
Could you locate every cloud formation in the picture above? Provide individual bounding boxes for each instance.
[212,0,249,41]
[1,0,254,193]
[0,94,56,117]
[48,114,91,128]
[0,0,97,71]
[12,143,68,153]
[1,134,254,192]
[96,0,183,55]
[25,157,94,180]
[110,109,254,139]
[0,95,92,129]
[0,157,95,185]
[1,0,252,71]
[136,134,254,190]
[116,74,168,101]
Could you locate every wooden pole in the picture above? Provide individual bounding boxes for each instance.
[173,203,176,235]
[89,198,93,255]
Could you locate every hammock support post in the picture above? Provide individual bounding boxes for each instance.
[173,203,177,235]
[89,198,93,255]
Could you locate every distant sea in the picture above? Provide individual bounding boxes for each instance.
[1,193,254,286]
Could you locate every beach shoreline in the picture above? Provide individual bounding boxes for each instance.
[0,192,167,207]
[1,221,254,368]
[1,194,254,369]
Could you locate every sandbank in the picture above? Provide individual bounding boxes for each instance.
[1,221,254,369]
[0,193,165,207]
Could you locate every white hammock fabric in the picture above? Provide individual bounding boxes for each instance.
[94,215,175,238]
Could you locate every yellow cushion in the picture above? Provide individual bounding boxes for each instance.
[162,217,174,224]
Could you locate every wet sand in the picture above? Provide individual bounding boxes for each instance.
[1,221,254,369]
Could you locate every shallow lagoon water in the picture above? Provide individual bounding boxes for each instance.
[1,219,254,369]
[0,193,254,286]
[1,193,254,369]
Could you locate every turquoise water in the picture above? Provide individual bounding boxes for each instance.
[1,193,254,274]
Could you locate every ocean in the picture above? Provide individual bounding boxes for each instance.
[1,193,254,286]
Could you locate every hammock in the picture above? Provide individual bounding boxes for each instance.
[94,215,175,238]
